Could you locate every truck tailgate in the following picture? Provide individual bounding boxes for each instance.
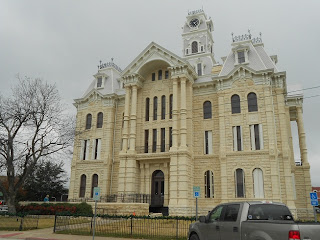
[297,223,320,239]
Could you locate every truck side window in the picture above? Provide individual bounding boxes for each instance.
[209,206,223,222]
[223,204,240,222]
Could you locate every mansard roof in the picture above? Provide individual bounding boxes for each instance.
[219,41,279,77]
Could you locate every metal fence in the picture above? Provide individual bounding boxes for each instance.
[54,215,194,239]
[0,215,40,230]
[68,194,151,204]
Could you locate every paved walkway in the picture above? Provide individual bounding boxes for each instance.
[0,227,143,240]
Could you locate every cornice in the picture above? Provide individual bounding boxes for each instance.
[122,73,144,88]
[169,64,197,83]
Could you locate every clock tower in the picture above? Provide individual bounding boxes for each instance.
[182,9,216,78]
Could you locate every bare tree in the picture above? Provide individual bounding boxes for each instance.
[0,77,74,213]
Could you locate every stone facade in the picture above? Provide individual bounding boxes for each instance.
[69,10,313,219]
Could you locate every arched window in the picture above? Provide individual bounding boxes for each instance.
[203,101,212,119]
[97,112,103,128]
[205,170,214,198]
[86,114,92,129]
[158,70,162,80]
[145,98,150,121]
[161,95,166,120]
[247,92,258,112]
[192,41,198,53]
[91,174,98,198]
[153,97,158,120]
[235,168,245,198]
[253,168,264,198]
[169,94,173,119]
[231,95,241,114]
[79,174,86,198]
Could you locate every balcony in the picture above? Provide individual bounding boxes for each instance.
[136,144,171,154]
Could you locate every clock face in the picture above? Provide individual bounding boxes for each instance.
[189,18,200,28]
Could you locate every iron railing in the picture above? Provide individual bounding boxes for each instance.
[136,144,171,154]
[0,214,40,230]
[68,194,151,204]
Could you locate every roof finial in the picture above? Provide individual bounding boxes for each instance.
[111,58,114,62]
[248,29,251,39]
[231,32,234,42]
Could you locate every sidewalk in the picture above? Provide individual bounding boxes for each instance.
[0,228,143,240]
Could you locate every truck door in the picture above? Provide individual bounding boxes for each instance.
[198,205,224,240]
[219,204,241,240]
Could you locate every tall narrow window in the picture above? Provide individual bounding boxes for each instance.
[152,73,155,81]
[81,140,90,160]
[158,70,162,80]
[86,114,92,129]
[250,124,263,150]
[247,92,258,112]
[231,95,241,114]
[153,97,158,120]
[144,130,149,153]
[161,95,166,120]
[145,98,150,121]
[93,139,101,160]
[161,128,165,152]
[97,112,103,128]
[91,174,98,198]
[233,126,243,151]
[79,174,86,198]
[97,77,102,88]
[203,101,212,119]
[238,51,245,63]
[204,131,213,154]
[253,168,264,198]
[169,127,172,147]
[197,63,202,76]
[152,129,157,153]
[165,71,169,79]
[235,169,245,198]
[192,41,198,53]
[205,170,214,198]
[169,94,173,119]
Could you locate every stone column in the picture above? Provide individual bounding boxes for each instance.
[129,85,138,152]
[122,86,131,152]
[296,107,308,165]
[172,78,179,149]
[180,78,187,149]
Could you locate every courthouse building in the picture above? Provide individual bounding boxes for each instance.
[68,10,313,218]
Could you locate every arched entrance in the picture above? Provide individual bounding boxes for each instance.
[151,170,164,207]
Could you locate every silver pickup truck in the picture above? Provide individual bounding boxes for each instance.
[188,201,320,240]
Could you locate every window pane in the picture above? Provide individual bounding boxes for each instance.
[153,97,157,120]
[86,114,92,129]
[144,130,149,153]
[161,128,165,152]
[158,70,162,80]
[97,77,102,88]
[145,98,150,121]
[161,95,166,119]
[152,129,157,152]
[197,63,202,76]
[203,101,212,119]
[165,71,169,79]
[97,112,103,128]
[192,41,198,53]
[209,206,223,222]
[238,51,245,63]
[169,94,173,119]
[248,92,258,112]
[79,175,86,198]
[237,126,242,151]
[236,169,245,197]
[205,131,209,154]
[248,204,293,221]
[254,124,260,150]
[231,95,241,114]
[152,73,155,81]
[223,205,240,222]
[169,127,172,147]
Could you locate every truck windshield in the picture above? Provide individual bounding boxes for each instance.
[247,204,293,221]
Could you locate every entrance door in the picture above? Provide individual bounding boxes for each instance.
[151,170,164,207]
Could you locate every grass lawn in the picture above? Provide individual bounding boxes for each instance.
[0,215,55,230]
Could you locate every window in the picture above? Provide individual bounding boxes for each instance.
[204,131,213,154]
[158,70,162,80]
[165,71,169,79]
[238,51,245,63]
[144,130,149,153]
[152,73,155,81]
[152,129,157,153]
[250,124,263,150]
[161,95,166,120]
[79,174,86,198]
[235,169,245,198]
[223,204,240,222]
[205,170,214,198]
[93,139,101,160]
[169,127,172,147]
[97,112,103,128]
[209,206,223,222]
[233,126,243,151]
[248,92,258,112]
[97,77,102,88]
[203,101,212,119]
[153,97,158,120]
[253,168,264,198]
[192,41,198,53]
[86,114,92,129]
[169,94,173,119]
[145,98,150,121]
[161,128,165,152]
[91,174,98,198]
[81,140,90,160]
[197,63,202,76]
[248,204,293,221]
[231,95,241,114]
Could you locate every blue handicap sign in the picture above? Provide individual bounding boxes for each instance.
[194,192,200,197]
[311,199,319,206]
[310,192,318,200]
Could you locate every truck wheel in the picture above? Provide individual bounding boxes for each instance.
[190,234,200,240]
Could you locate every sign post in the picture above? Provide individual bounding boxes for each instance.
[92,187,101,240]
[310,192,318,222]
[193,186,200,221]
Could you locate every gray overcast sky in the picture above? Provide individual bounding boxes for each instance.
[1,0,319,186]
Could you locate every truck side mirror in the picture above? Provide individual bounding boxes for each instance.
[199,216,206,223]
